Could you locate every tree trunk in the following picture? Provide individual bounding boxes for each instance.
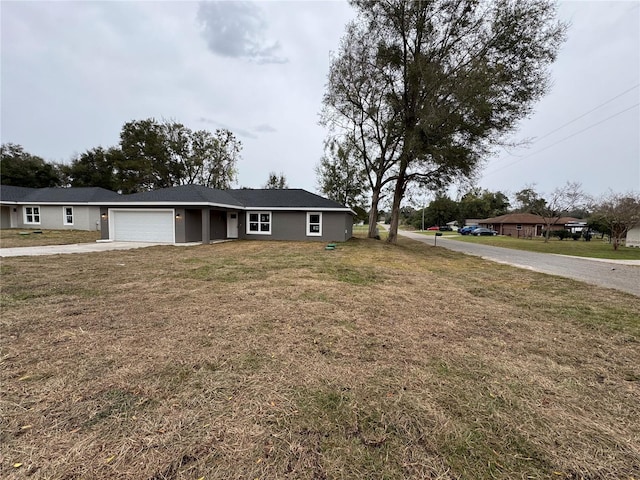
[368,187,381,238]
[386,168,407,244]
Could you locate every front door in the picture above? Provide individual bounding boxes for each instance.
[227,212,238,238]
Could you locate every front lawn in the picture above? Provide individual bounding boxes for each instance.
[451,234,640,260]
[0,229,101,248]
[1,235,639,479]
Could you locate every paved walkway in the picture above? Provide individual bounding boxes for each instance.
[0,241,174,257]
[397,230,640,297]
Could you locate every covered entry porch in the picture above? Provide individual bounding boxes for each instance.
[175,207,240,244]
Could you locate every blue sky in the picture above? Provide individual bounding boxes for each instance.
[1,1,638,201]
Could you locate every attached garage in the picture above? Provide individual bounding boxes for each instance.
[109,209,175,243]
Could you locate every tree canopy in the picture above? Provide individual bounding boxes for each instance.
[12,119,242,193]
[0,143,62,188]
[263,172,288,189]
[323,0,566,243]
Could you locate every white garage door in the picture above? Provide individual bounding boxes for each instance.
[111,210,174,243]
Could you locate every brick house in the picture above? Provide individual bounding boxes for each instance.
[478,213,581,238]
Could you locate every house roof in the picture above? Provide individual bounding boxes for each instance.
[114,185,243,207]
[0,186,120,203]
[1,184,351,211]
[480,213,581,225]
[228,189,347,210]
[0,185,37,202]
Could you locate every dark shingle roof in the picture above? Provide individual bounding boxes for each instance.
[0,186,120,203]
[0,185,37,202]
[115,185,243,206]
[0,184,350,210]
[24,187,121,202]
[228,189,347,209]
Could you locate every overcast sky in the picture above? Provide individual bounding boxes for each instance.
[1,1,638,202]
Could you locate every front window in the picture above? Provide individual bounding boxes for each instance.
[63,206,74,225]
[24,206,40,224]
[246,211,271,235]
[307,212,322,236]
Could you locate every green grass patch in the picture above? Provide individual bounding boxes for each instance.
[0,228,100,248]
[451,234,640,259]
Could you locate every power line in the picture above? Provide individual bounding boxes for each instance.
[488,82,640,165]
[532,83,639,144]
[483,102,639,177]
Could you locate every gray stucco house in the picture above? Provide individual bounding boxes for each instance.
[1,184,354,243]
[0,185,120,230]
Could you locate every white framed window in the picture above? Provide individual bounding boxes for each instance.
[246,211,271,235]
[63,206,74,225]
[24,206,40,224]
[306,212,322,236]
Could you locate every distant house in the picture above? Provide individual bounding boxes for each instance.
[1,184,354,244]
[626,225,640,248]
[478,213,581,238]
[463,219,482,227]
[0,186,120,230]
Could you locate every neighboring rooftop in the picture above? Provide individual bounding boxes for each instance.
[0,186,120,203]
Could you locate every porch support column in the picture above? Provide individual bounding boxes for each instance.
[201,207,210,245]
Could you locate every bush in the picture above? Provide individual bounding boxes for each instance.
[551,229,571,240]
[571,232,581,241]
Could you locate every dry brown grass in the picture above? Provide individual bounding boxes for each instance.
[0,229,100,248]
[1,235,639,479]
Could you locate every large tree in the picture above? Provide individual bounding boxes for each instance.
[117,119,240,193]
[316,139,368,210]
[327,0,566,243]
[458,188,510,224]
[0,143,62,188]
[61,147,121,190]
[321,21,403,238]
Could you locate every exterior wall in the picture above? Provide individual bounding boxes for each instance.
[626,226,640,248]
[100,207,110,239]
[482,222,565,237]
[210,210,227,240]
[345,213,354,240]
[185,209,203,242]
[238,211,352,242]
[0,206,11,229]
[16,205,101,231]
[96,207,352,243]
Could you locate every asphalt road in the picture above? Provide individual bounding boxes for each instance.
[398,230,640,297]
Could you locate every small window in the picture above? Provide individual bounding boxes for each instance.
[63,206,74,225]
[24,206,40,224]
[246,211,271,235]
[516,224,522,230]
[307,212,322,236]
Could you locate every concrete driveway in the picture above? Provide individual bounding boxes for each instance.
[0,241,170,257]
[398,230,640,297]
